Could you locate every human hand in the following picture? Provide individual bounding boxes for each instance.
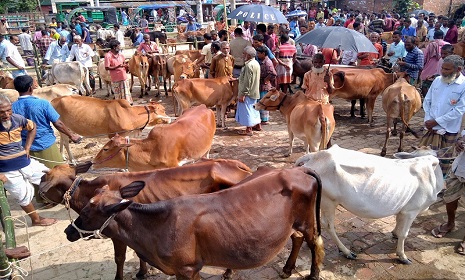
[0,174,7,184]
[71,135,83,144]
[25,148,30,158]
[424,119,438,130]
[397,60,406,66]
[238,95,246,103]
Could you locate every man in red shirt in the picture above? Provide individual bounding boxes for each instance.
[105,40,132,104]
[137,34,160,57]
[358,32,383,66]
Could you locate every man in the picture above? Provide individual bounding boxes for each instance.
[3,36,27,78]
[426,18,436,40]
[66,35,96,94]
[74,19,83,36]
[218,30,228,42]
[420,30,448,97]
[210,30,218,42]
[50,28,60,41]
[132,28,144,47]
[302,53,332,104]
[441,17,450,35]
[252,34,278,66]
[76,12,86,23]
[409,14,418,28]
[420,55,465,176]
[114,24,125,48]
[427,21,442,41]
[358,32,383,66]
[401,18,416,41]
[315,17,326,29]
[18,28,34,66]
[209,41,234,78]
[256,24,273,51]
[344,14,355,28]
[56,21,62,33]
[139,16,149,32]
[236,46,261,136]
[105,40,132,104]
[0,94,56,226]
[43,35,69,66]
[275,34,296,94]
[444,19,458,44]
[59,24,71,43]
[0,18,8,35]
[387,30,407,66]
[137,34,159,56]
[37,30,55,58]
[397,36,424,85]
[416,19,428,42]
[241,21,252,42]
[196,33,213,78]
[256,45,276,125]
[229,28,252,78]
[185,16,198,33]
[49,17,57,28]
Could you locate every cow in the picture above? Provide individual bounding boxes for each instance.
[172,77,238,126]
[328,67,401,126]
[293,57,312,87]
[0,71,40,89]
[0,84,78,102]
[174,49,202,62]
[295,144,443,265]
[147,54,168,97]
[453,41,465,58]
[128,51,150,98]
[39,159,252,280]
[45,61,92,96]
[380,77,422,157]
[255,89,335,156]
[65,166,324,280]
[163,54,199,102]
[97,58,113,97]
[93,105,215,171]
[51,96,170,162]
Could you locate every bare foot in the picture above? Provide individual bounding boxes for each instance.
[32,217,57,227]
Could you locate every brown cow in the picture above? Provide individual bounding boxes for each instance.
[380,77,422,157]
[255,89,335,156]
[175,49,202,62]
[51,96,170,162]
[93,104,215,171]
[40,159,251,280]
[293,58,312,87]
[0,71,40,89]
[148,54,168,97]
[172,77,239,125]
[329,67,400,126]
[65,166,324,280]
[128,51,150,98]
[453,41,465,58]
[163,54,199,94]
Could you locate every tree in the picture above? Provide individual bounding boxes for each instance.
[0,0,38,13]
[393,0,421,17]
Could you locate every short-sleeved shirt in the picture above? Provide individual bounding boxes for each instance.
[302,70,330,103]
[201,43,212,64]
[12,96,60,151]
[4,40,25,69]
[67,43,95,67]
[104,51,127,82]
[137,41,159,54]
[18,33,33,51]
[0,114,34,172]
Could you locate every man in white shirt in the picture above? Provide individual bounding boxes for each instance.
[420,55,465,175]
[114,24,125,48]
[18,28,34,66]
[241,21,253,43]
[3,36,27,78]
[386,30,407,66]
[196,33,213,78]
[410,14,418,28]
[43,36,69,65]
[67,35,96,94]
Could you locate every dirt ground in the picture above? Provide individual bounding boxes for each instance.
[3,67,465,279]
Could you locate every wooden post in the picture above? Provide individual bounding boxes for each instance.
[32,42,43,87]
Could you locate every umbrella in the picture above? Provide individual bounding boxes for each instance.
[295,26,378,54]
[410,9,431,17]
[285,10,307,18]
[228,4,288,24]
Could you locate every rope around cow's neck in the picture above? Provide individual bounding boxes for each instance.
[63,177,83,223]
[71,211,120,240]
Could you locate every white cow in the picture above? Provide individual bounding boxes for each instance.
[45,61,92,96]
[295,145,443,264]
[0,84,78,102]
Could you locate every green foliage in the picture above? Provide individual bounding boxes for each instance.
[393,0,421,17]
[0,0,38,13]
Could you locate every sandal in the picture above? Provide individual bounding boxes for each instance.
[431,223,453,238]
[237,130,253,136]
[457,241,465,255]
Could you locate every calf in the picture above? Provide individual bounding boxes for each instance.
[172,77,239,126]
[97,58,113,97]
[40,159,252,280]
[128,51,150,98]
[45,61,92,96]
[293,57,312,87]
[296,145,443,264]
[255,89,335,156]
[381,77,422,156]
[148,54,167,97]
[65,166,324,280]
[93,105,215,171]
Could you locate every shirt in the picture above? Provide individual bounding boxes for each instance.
[230,37,251,67]
[104,51,127,82]
[387,41,407,65]
[0,114,34,172]
[115,30,125,48]
[12,96,60,151]
[402,46,424,80]
[4,40,25,69]
[133,33,144,46]
[302,70,330,103]
[185,23,198,32]
[18,33,33,51]
[238,58,260,99]
[201,43,212,64]
[67,43,95,67]
[423,74,465,133]
[257,56,276,92]
[137,42,159,54]
[444,25,458,44]
[44,41,70,64]
[210,53,234,78]
[426,28,438,41]
[59,29,71,43]
[420,40,448,80]
[401,26,416,41]
[37,36,55,57]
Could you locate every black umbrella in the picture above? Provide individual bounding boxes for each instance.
[295,26,378,54]
[410,9,431,17]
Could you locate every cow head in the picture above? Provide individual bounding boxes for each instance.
[254,88,283,111]
[147,101,171,124]
[39,162,92,204]
[393,146,438,159]
[92,134,131,169]
[64,181,145,241]
[174,55,196,79]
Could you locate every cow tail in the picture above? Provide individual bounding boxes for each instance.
[303,167,324,269]
[318,104,327,150]
[399,92,417,138]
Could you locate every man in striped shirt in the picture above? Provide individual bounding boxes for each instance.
[397,36,424,85]
[0,94,57,226]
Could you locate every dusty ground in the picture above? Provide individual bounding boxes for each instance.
[3,61,465,279]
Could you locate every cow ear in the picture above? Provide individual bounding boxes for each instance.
[120,181,146,199]
[393,152,415,159]
[270,94,279,101]
[72,161,93,174]
[115,136,134,148]
[103,199,132,215]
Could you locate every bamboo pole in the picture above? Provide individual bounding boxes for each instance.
[0,182,16,250]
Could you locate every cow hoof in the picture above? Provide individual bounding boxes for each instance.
[340,250,357,259]
[135,272,147,279]
[279,270,292,279]
[380,149,386,157]
[398,258,412,265]
[392,231,398,239]
[284,153,291,158]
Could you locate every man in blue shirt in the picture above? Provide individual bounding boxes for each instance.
[132,28,144,47]
[401,18,416,41]
[397,36,424,85]
[185,17,199,33]
[12,75,81,202]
